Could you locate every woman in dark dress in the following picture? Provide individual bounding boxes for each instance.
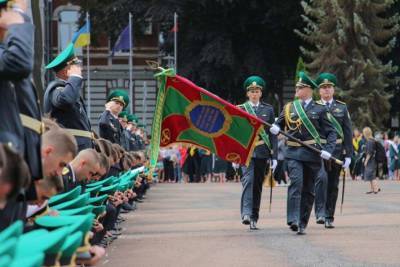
[363,127,380,194]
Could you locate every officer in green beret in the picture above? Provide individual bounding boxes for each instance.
[314,72,352,228]
[237,75,277,230]
[44,43,94,151]
[99,89,130,145]
[269,71,337,235]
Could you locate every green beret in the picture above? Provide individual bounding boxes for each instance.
[86,176,114,188]
[118,111,129,122]
[127,114,137,124]
[84,184,102,197]
[0,220,23,243]
[316,72,337,87]
[48,186,82,207]
[107,89,130,108]
[51,193,90,211]
[60,232,82,263]
[0,238,17,259]
[15,227,70,258]
[296,71,317,89]
[87,194,108,206]
[99,183,119,195]
[243,76,266,91]
[0,255,11,267]
[45,43,78,72]
[58,205,94,216]
[9,253,44,267]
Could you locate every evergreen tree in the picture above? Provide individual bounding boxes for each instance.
[295,0,400,130]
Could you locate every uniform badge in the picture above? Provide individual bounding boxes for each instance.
[62,167,70,175]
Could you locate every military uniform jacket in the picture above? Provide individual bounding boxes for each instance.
[322,99,353,159]
[43,76,92,150]
[0,20,34,154]
[239,102,277,160]
[15,12,43,182]
[61,164,78,193]
[98,110,122,145]
[275,100,337,163]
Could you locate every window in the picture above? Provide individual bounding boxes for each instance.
[58,10,82,54]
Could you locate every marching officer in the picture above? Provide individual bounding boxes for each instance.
[314,73,353,228]
[44,43,94,151]
[238,76,277,230]
[269,72,337,235]
[98,89,129,145]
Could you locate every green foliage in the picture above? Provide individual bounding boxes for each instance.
[76,0,303,104]
[296,0,400,130]
[295,56,306,84]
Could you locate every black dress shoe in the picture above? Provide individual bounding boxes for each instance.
[242,215,251,225]
[325,219,335,229]
[290,223,298,232]
[316,217,325,224]
[249,220,258,230]
[297,226,306,235]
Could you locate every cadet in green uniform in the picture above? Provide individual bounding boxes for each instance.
[237,76,277,230]
[270,72,337,235]
[314,73,352,228]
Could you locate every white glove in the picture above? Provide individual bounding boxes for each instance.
[320,150,332,160]
[269,124,280,135]
[343,157,351,168]
[271,159,278,171]
[232,163,240,169]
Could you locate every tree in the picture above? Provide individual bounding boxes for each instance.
[295,0,400,130]
[78,0,304,104]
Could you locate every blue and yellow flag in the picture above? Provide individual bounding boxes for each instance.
[72,20,90,48]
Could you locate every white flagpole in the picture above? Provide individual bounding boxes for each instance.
[142,81,147,128]
[86,12,91,118]
[129,12,133,114]
[174,12,178,74]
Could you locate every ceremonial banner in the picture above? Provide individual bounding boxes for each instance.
[149,69,264,170]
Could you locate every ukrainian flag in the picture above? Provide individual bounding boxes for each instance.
[72,20,90,48]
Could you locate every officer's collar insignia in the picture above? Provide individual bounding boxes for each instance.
[62,167,70,175]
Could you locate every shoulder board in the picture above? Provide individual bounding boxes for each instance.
[335,99,347,105]
[315,100,325,105]
[62,167,70,176]
[260,102,272,107]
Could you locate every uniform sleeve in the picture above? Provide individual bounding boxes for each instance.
[99,113,117,143]
[268,106,278,159]
[274,104,286,129]
[342,105,353,157]
[51,76,82,109]
[320,107,337,154]
[0,23,34,79]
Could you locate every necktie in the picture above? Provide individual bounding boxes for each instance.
[253,105,258,113]
[302,101,307,108]
[327,102,331,109]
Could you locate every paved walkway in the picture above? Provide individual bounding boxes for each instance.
[103,180,400,267]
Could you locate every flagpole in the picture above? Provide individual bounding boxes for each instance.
[142,81,147,128]
[174,12,178,74]
[86,12,91,119]
[129,12,133,114]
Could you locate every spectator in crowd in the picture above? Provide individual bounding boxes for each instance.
[389,134,400,180]
[363,127,381,194]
